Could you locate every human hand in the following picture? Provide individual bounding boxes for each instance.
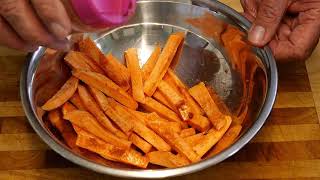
[241,0,320,62]
[0,0,71,52]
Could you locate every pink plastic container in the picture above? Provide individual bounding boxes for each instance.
[64,0,136,31]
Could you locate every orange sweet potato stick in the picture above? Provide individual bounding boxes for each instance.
[144,33,184,96]
[42,76,79,111]
[206,125,242,157]
[153,90,178,112]
[100,53,130,91]
[146,113,182,134]
[72,70,138,109]
[189,82,226,130]
[147,113,200,163]
[147,151,190,168]
[61,102,77,116]
[125,48,145,103]
[107,100,171,152]
[180,128,196,138]
[142,44,161,81]
[64,51,95,72]
[193,116,232,157]
[141,97,188,128]
[88,87,134,133]
[69,92,86,110]
[187,114,211,132]
[77,85,127,139]
[129,133,152,154]
[170,32,185,68]
[157,80,192,121]
[183,132,205,147]
[76,129,149,168]
[78,37,102,63]
[164,69,204,115]
[48,109,77,149]
[64,110,131,149]
[206,85,231,116]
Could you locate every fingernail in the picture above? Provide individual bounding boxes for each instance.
[248,25,265,45]
[49,23,69,40]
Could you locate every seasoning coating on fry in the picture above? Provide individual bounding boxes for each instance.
[144,33,184,96]
[76,129,149,168]
[189,82,226,130]
[42,76,79,111]
[142,97,187,128]
[193,116,232,157]
[125,48,145,103]
[78,85,127,139]
[165,69,204,115]
[78,38,102,63]
[48,109,77,149]
[69,92,86,110]
[64,110,131,149]
[142,44,161,81]
[72,70,138,109]
[101,53,130,91]
[129,133,153,154]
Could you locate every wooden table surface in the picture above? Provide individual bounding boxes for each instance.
[0,1,320,179]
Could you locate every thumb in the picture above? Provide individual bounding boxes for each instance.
[248,0,288,46]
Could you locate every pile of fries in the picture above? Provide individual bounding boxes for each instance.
[41,32,243,168]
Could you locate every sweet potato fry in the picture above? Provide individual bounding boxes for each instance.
[72,70,138,109]
[126,109,148,124]
[42,76,79,111]
[87,87,108,110]
[141,97,187,128]
[170,32,185,68]
[63,110,131,149]
[144,33,184,96]
[142,44,161,81]
[187,114,211,132]
[164,69,204,115]
[78,37,102,63]
[64,51,94,72]
[206,85,231,115]
[133,120,171,152]
[48,109,77,149]
[157,81,184,106]
[92,97,133,134]
[189,82,226,130]
[193,116,232,157]
[146,113,182,133]
[153,90,177,112]
[77,53,104,75]
[184,133,205,147]
[206,125,242,157]
[125,48,145,103]
[180,128,196,138]
[108,101,171,151]
[61,102,77,116]
[77,85,127,139]
[76,129,149,168]
[101,53,130,91]
[65,50,105,74]
[129,133,152,153]
[147,113,200,163]
[147,151,190,168]
[157,80,192,121]
[69,92,86,110]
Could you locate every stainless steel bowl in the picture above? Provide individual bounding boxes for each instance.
[20,0,277,178]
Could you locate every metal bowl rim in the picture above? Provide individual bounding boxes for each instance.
[20,0,278,178]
